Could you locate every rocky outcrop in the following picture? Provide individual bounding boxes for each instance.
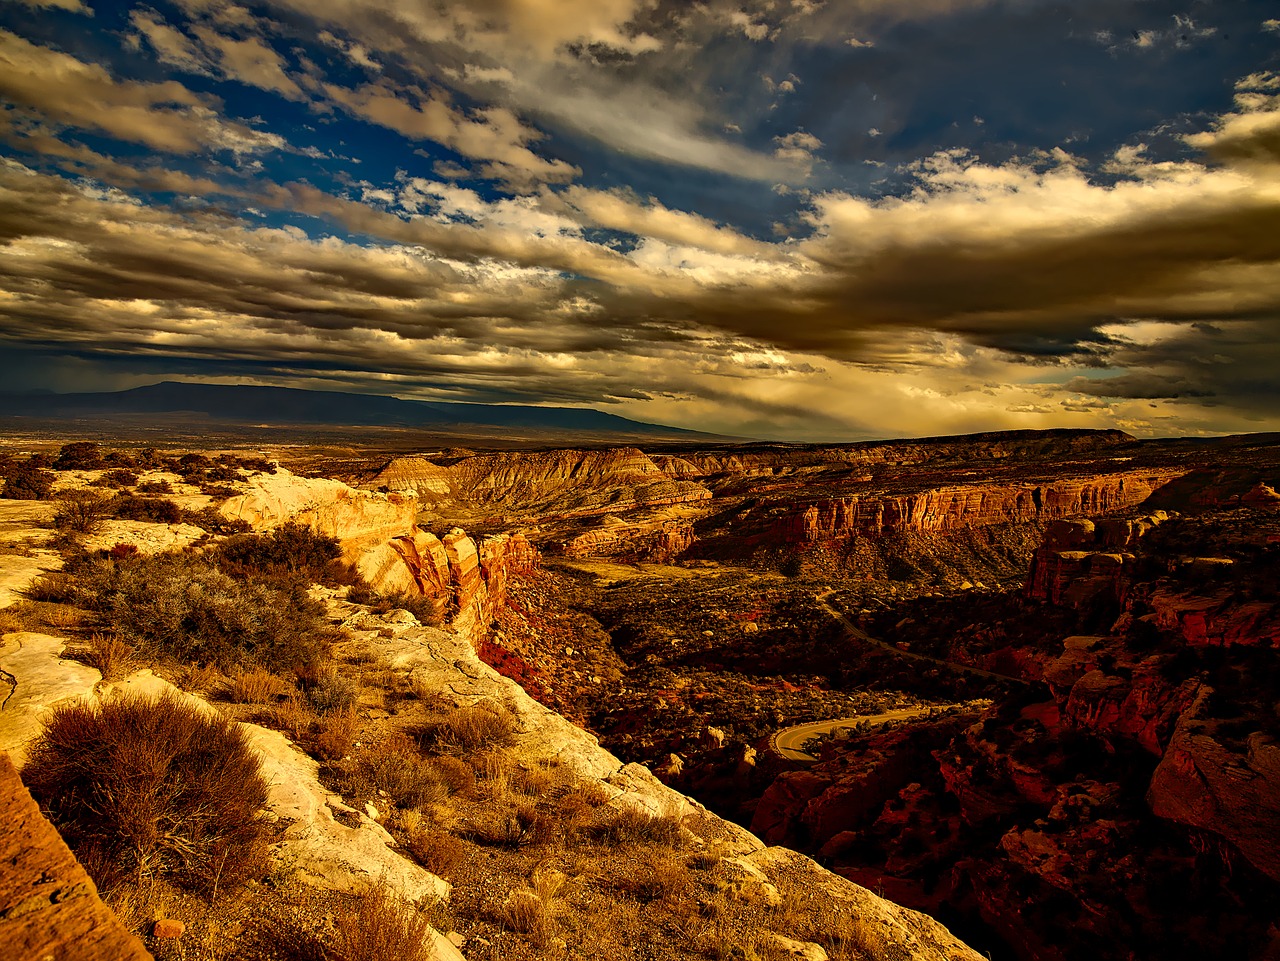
[562,518,696,561]
[1145,468,1280,512]
[0,753,152,961]
[1147,687,1280,882]
[1023,513,1169,607]
[222,468,417,565]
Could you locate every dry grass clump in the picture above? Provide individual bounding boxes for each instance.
[311,707,359,761]
[422,701,518,754]
[305,668,359,713]
[68,632,135,679]
[582,803,686,847]
[22,692,270,893]
[493,863,568,948]
[397,808,467,878]
[334,887,440,961]
[335,734,477,810]
[227,667,289,704]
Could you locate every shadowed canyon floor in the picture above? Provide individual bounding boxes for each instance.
[2,429,1278,960]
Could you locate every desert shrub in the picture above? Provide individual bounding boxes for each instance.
[494,865,565,946]
[66,551,335,673]
[23,693,270,892]
[347,735,463,809]
[334,888,439,961]
[53,442,103,470]
[136,479,173,494]
[423,702,518,755]
[306,669,359,713]
[215,523,353,587]
[23,571,78,603]
[2,460,55,500]
[181,505,251,536]
[111,494,183,524]
[198,482,240,499]
[311,707,358,760]
[98,468,139,488]
[401,823,466,878]
[582,805,685,847]
[53,490,111,533]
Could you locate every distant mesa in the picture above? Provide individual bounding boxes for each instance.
[0,381,728,442]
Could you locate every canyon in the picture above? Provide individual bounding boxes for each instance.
[2,427,1278,960]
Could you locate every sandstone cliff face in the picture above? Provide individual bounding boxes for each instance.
[562,519,697,561]
[779,471,1178,544]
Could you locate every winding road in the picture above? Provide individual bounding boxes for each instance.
[770,706,964,762]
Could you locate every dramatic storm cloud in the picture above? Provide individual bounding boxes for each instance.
[0,0,1277,440]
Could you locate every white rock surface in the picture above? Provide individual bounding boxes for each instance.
[0,632,101,767]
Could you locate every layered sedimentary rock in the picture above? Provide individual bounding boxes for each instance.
[222,469,538,642]
[562,519,697,561]
[779,471,1178,544]
[1023,513,1169,607]
[369,449,710,520]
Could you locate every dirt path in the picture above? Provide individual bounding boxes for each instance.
[814,590,1034,687]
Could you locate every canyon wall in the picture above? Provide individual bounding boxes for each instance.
[775,470,1180,544]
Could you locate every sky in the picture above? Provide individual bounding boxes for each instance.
[0,0,1278,441]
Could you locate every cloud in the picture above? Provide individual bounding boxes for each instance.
[322,80,578,189]
[0,30,284,156]
[4,0,91,12]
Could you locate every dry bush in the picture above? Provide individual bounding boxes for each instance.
[23,571,78,603]
[227,667,289,704]
[177,662,224,695]
[65,550,335,673]
[0,605,37,634]
[494,862,567,947]
[69,633,134,680]
[23,692,270,892]
[312,707,359,761]
[215,522,352,588]
[510,759,564,798]
[428,754,476,796]
[111,494,183,524]
[53,490,111,533]
[334,887,439,961]
[261,699,316,741]
[403,827,467,878]
[582,804,685,847]
[306,669,358,713]
[423,702,518,755]
[339,735,469,810]
[608,850,694,904]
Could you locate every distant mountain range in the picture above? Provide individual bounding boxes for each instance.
[0,382,725,441]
